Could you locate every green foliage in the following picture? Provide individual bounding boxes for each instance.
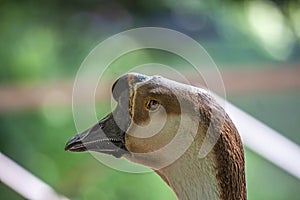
[0,0,299,199]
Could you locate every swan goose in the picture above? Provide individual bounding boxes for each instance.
[65,73,246,200]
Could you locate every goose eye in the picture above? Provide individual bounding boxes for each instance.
[146,99,160,111]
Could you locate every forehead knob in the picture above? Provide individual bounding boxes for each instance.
[112,74,130,101]
[111,73,150,101]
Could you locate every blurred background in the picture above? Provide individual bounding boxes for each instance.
[0,0,300,199]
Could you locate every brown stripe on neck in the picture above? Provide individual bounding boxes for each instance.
[214,114,247,200]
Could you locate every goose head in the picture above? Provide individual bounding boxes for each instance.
[65,73,246,200]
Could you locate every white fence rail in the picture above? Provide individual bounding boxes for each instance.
[0,152,69,200]
[214,95,300,179]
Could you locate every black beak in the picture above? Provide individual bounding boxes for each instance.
[65,73,148,158]
[65,113,128,158]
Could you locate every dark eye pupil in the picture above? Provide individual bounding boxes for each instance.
[147,100,159,111]
[151,100,157,106]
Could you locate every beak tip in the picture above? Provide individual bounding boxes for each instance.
[64,141,73,152]
[64,144,87,152]
[64,144,70,151]
[64,135,87,152]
